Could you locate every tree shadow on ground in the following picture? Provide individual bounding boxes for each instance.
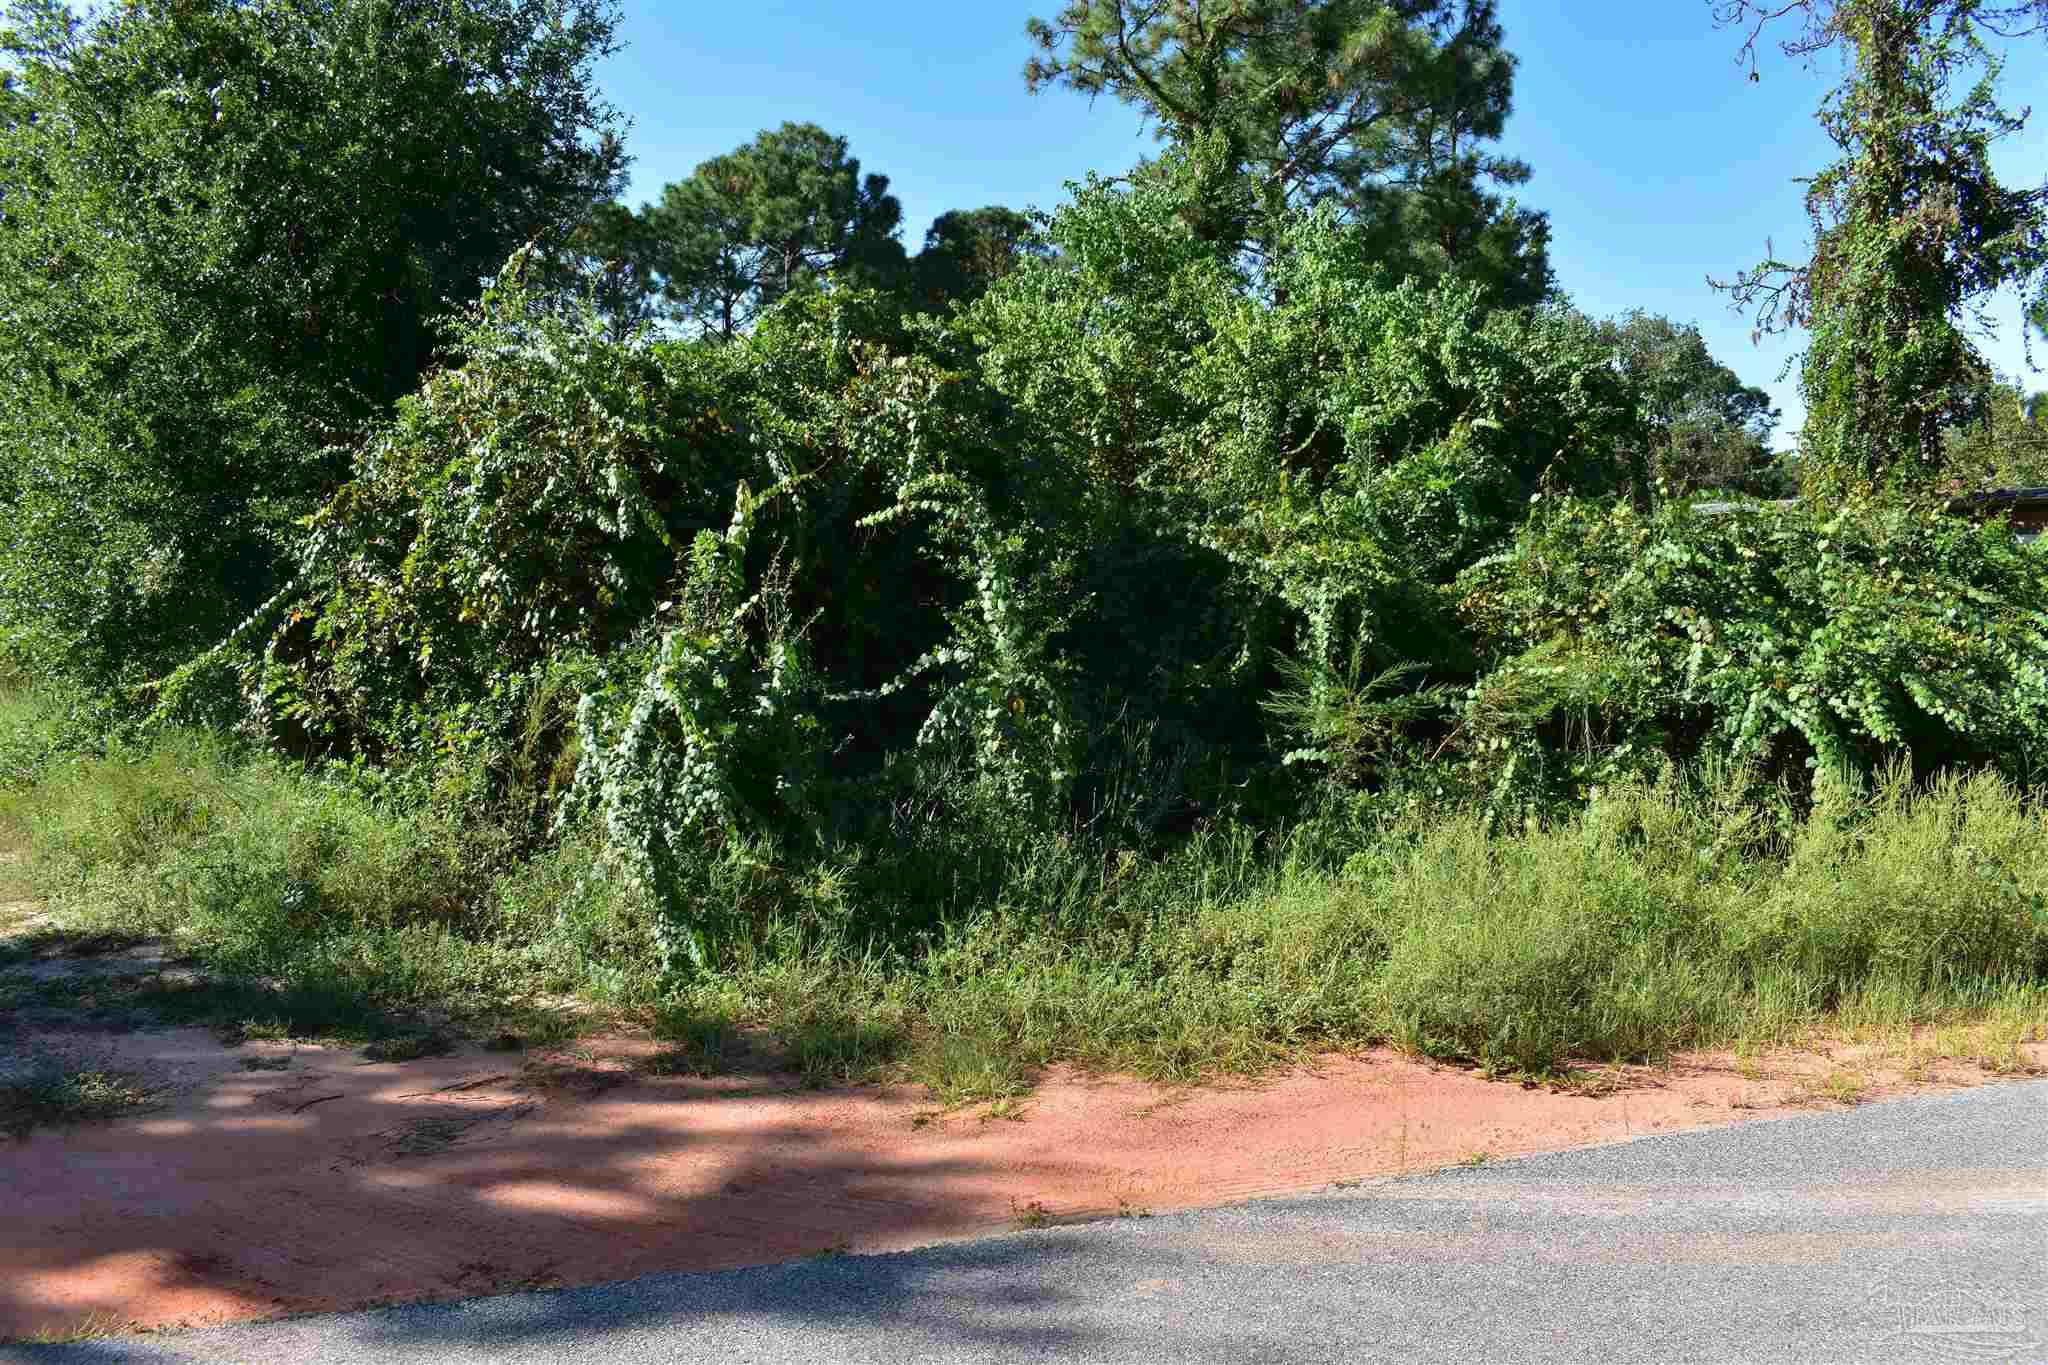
[16,1219,1339,1365]
[0,1006,1139,1357]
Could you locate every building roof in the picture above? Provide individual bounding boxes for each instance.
[1687,489,2045,542]
[1944,486,2048,514]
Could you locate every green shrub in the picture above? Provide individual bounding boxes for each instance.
[244,167,1672,967]
[1457,495,2048,813]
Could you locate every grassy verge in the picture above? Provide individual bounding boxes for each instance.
[2,687,2043,1098]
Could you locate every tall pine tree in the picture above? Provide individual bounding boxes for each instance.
[1025,0,1551,305]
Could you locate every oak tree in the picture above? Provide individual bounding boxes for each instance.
[0,0,627,683]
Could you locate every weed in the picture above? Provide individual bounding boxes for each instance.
[1012,1198,1054,1230]
[1912,1000,2048,1074]
[979,1096,1028,1123]
[1792,1067,1870,1107]
[22,1310,132,1344]
[647,1007,739,1076]
[913,1031,1033,1108]
[362,1032,456,1064]
[238,1054,292,1072]
[783,1008,906,1088]
[1458,1150,1494,1168]
[1,1065,154,1139]
[1544,1068,1624,1097]
[490,1006,587,1048]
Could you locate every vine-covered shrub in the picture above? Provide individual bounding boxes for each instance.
[568,486,830,967]
[255,262,745,778]
[253,264,1084,958]
[1457,495,2048,809]
[1179,216,1646,587]
[212,170,1701,959]
[963,173,1646,805]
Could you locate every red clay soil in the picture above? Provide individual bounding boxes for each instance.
[2,1028,2040,1340]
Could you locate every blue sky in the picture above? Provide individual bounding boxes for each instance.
[596,1,2048,444]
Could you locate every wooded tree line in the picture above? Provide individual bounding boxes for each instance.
[1,0,2045,920]
[569,0,1557,331]
[0,0,1797,689]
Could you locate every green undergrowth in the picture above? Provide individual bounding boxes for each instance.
[0,1063,155,1139]
[2,706,2044,1092]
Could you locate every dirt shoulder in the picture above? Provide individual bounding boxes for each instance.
[4,1002,2042,1343]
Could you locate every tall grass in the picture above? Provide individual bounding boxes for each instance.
[2,691,2043,1083]
[0,719,659,1035]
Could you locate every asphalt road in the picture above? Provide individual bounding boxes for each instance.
[15,1081,2046,1365]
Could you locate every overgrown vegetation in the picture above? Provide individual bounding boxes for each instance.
[2,0,2046,1092]
[3,708,2043,1085]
